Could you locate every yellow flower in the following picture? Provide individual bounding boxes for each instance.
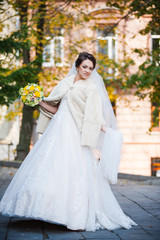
[37,86,41,91]
[30,86,35,91]
[24,85,29,90]
[35,91,40,97]
[25,90,29,94]
[22,96,26,101]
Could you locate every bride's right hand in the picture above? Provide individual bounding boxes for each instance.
[39,101,58,114]
[39,100,44,107]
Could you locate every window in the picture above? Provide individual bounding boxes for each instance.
[151,101,160,130]
[43,31,64,67]
[151,33,160,65]
[16,16,20,66]
[97,27,117,59]
[151,158,160,177]
[97,26,117,74]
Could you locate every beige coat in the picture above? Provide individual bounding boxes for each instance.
[36,74,105,148]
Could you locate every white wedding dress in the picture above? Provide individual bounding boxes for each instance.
[0,92,137,232]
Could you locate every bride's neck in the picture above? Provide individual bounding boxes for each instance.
[74,73,81,82]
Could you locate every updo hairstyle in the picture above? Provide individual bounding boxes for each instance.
[75,52,96,69]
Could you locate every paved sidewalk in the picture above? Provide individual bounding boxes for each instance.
[0,167,160,240]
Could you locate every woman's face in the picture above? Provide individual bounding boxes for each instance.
[77,59,94,80]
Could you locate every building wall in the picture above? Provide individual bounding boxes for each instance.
[114,11,160,176]
[0,105,20,161]
[117,95,160,176]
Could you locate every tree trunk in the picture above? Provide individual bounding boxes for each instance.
[16,1,46,161]
[15,0,33,161]
[36,1,46,70]
[16,105,34,160]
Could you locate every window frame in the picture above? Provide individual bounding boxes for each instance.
[96,27,118,75]
[97,34,118,60]
[42,35,64,68]
[151,33,160,64]
[150,34,160,131]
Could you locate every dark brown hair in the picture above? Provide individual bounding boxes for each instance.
[75,52,96,69]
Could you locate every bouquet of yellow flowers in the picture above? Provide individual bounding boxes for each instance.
[19,83,44,107]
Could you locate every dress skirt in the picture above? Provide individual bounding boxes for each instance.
[0,93,137,232]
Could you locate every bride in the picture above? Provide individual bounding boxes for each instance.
[0,52,137,232]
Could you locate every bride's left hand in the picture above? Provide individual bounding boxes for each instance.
[101,125,106,133]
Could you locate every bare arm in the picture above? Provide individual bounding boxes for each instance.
[39,101,58,114]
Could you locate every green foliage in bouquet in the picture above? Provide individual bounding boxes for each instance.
[19,83,44,107]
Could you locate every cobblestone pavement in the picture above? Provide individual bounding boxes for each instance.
[0,167,160,240]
